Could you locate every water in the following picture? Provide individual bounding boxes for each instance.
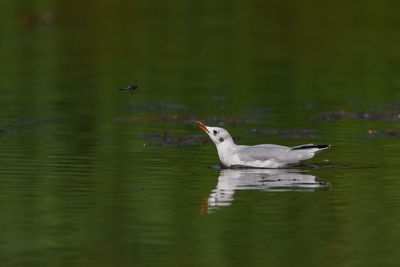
[1,1,400,266]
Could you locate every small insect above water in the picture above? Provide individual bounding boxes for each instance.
[119,83,138,93]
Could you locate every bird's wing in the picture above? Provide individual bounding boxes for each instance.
[236,145,291,162]
[236,143,324,164]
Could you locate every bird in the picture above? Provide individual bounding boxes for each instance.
[195,121,330,168]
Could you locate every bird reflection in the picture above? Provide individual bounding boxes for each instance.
[203,168,329,213]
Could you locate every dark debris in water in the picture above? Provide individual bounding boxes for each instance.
[247,128,319,139]
[314,110,400,121]
[119,83,138,93]
[141,133,210,147]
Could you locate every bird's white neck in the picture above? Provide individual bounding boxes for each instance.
[215,139,236,167]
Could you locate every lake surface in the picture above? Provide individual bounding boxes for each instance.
[1,1,400,266]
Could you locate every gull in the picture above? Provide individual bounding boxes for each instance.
[195,121,330,168]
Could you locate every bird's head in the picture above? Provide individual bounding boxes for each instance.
[195,121,234,146]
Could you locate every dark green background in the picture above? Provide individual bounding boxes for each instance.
[1,0,400,266]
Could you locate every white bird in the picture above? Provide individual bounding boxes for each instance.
[196,121,330,168]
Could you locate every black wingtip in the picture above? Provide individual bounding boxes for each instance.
[315,144,331,149]
[291,144,331,151]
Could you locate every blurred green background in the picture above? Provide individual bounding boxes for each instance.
[1,0,400,266]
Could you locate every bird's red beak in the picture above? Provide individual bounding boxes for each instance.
[195,121,209,133]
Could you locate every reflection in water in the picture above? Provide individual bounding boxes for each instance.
[205,169,329,213]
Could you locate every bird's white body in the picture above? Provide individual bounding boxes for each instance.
[196,121,330,168]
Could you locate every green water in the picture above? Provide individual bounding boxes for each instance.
[1,1,400,266]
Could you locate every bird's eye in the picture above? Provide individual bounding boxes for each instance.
[219,137,224,142]
[213,130,217,136]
